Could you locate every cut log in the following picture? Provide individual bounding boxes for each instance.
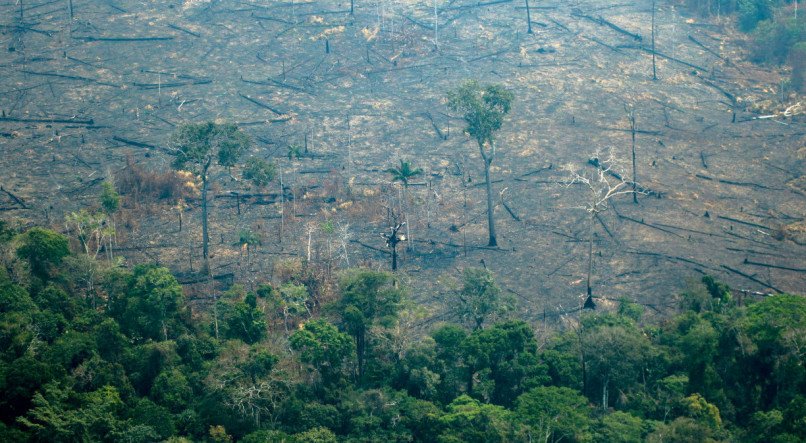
[0,116,94,125]
[0,186,27,208]
[573,12,642,41]
[716,215,770,231]
[423,112,448,140]
[743,259,806,273]
[111,136,171,153]
[238,92,286,115]
[19,70,117,87]
[167,23,200,37]
[721,265,783,293]
[133,79,211,89]
[74,36,174,42]
[617,214,685,238]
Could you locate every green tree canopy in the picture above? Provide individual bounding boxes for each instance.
[447,80,513,247]
[290,319,354,386]
[515,386,593,443]
[16,228,70,280]
[109,265,186,341]
[336,269,404,381]
[447,80,513,150]
[170,122,250,172]
[243,158,276,188]
[455,268,509,330]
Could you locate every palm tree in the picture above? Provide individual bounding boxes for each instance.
[386,160,423,251]
[386,160,423,186]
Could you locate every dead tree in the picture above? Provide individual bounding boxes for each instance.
[651,0,657,80]
[625,105,638,204]
[381,220,407,271]
[565,150,645,308]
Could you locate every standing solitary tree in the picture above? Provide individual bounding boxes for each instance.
[386,159,422,250]
[243,157,277,232]
[625,105,638,204]
[448,80,514,247]
[565,150,644,307]
[169,122,250,275]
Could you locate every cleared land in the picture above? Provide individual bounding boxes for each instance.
[0,0,803,321]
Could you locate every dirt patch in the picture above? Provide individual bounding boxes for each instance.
[0,0,803,321]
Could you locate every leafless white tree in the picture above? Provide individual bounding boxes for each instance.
[564,149,646,307]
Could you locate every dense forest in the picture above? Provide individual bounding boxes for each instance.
[1,0,805,441]
[0,217,804,442]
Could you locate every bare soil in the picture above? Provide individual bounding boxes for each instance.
[1,0,804,321]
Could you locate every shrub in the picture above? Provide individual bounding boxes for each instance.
[117,156,193,204]
[790,42,806,91]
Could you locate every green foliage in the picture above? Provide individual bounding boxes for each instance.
[243,158,277,188]
[737,0,774,31]
[790,42,806,91]
[681,393,722,430]
[170,122,250,173]
[617,297,644,322]
[455,267,508,330]
[221,297,267,344]
[447,80,514,151]
[743,294,806,351]
[462,321,549,406]
[582,320,658,408]
[0,219,15,245]
[0,236,802,443]
[0,278,36,316]
[438,394,516,443]
[241,429,292,443]
[515,386,593,443]
[749,14,805,65]
[150,368,193,412]
[16,227,70,280]
[287,144,303,160]
[128,398,176,440]
[279,283,311,329]
[702,275,731,303]
[594,411,643,443]
[385,159,423,186]
[100,181,120,214]
[336,269,404,381]
[290,319,354,385]
[429,324,470,403]
[209,424,233,443]
[109,265,186,341]
[65,209,112,259]
[19,383,126,442]
[740,294,806,409]
[294,426,337,443]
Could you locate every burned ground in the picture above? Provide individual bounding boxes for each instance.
[0,0,803,321]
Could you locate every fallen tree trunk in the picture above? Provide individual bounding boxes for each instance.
[0,186,27,208]
[716,215,770,231]
[1,116,94,125]
[238,92,286,115]
[743,258,806,273]
[74,36,175,42]
[573,12,642,41]
[423,112,448,140]
[721,264,783,293]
